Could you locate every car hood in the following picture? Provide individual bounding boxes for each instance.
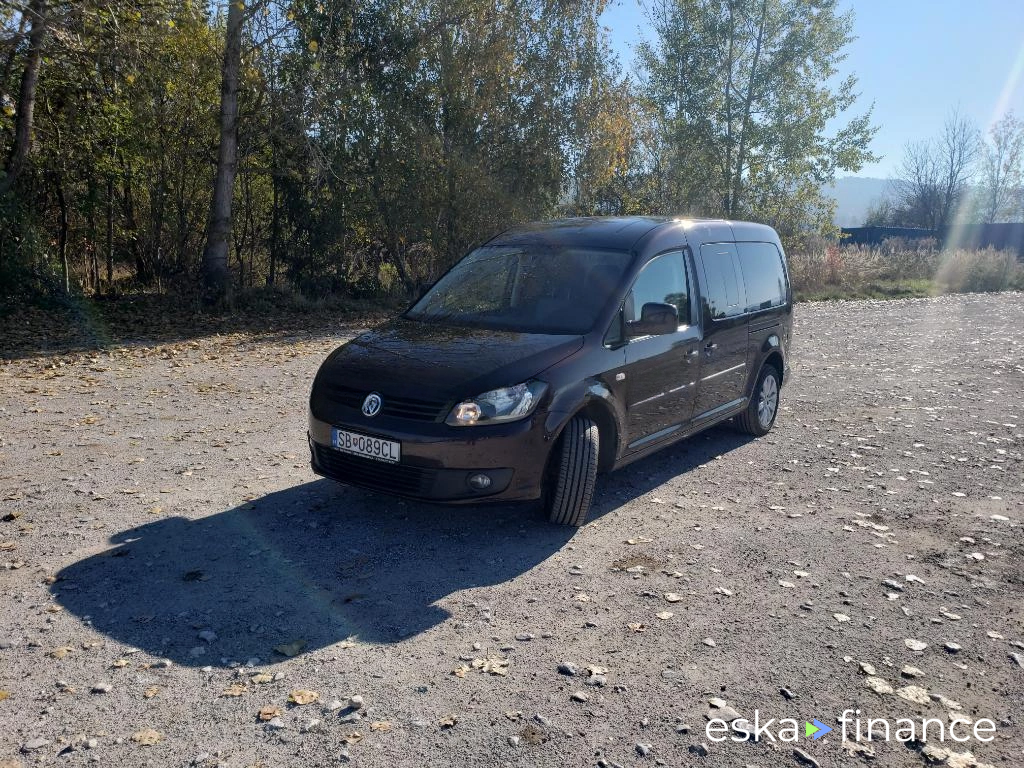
[316,319,583,401]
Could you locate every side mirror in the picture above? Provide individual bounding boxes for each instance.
[627,302,678,338]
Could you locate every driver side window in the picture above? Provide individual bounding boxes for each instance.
[625,252,689,324]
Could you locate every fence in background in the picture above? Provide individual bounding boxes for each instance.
[841,223,1024,257]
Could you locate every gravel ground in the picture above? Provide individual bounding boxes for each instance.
[1,292,1022,768]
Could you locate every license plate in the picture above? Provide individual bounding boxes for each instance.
[331,428,401,464]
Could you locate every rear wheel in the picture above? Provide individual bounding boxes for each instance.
[545,415,599,527]
[737,365,780,436]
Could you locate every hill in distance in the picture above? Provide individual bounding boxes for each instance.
[823,176,891,227]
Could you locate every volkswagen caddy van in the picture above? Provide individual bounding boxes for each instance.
[309,217,792,526]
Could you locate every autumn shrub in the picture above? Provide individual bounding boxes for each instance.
[935,248,1024,293]
[788,238,1021,299]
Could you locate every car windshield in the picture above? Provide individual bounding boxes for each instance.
[406,245,633,334]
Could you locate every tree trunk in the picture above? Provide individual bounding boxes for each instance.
[732,0,768,215]
[105,176,114,291]
[200,0,244,304]
[267,178,279,287]
[1,0,47,197]
[53,172,70,294]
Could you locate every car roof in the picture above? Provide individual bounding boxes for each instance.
[487,216,674,250]
[487,216,773,251]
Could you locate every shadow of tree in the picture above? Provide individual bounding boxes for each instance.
[52,426,753,666]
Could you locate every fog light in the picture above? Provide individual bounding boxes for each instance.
[467,473,492,490]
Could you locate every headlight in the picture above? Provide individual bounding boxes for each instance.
[446,381,547,426]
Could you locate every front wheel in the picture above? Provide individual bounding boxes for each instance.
[545,415,599,527]
[737,366,781,436]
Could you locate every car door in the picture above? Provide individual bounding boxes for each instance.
[736,240,789,365]
[621,251,702,449]
[693,243,749,419]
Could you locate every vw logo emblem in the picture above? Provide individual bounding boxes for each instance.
[361,393,383,418]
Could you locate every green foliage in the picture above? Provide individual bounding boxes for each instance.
[1,0,880,304]
[635,0,877,249]
[0,197,63,300]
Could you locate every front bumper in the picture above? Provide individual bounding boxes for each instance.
[307,411,553,504]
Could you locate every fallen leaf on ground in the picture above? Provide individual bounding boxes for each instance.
[131,729,162,746]
[341,731,363,744]
[865,677,893,695]
[143,686,160,698]
[221,684,247,697]
[626,537,653,545]
[48,646,74,659]
[258,706,281,721]
[288,689,319,705]
[470,656,509,676]
[111,658,130,668]
[895,685,931,705]
[274,639,306,657]
[627,622,647,632]
[250,673,273,684]
[369,721,392,732]
[452,664,470,678]
[439,715,457,729]
[0,690,9,701]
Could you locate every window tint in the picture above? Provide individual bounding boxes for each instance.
[737,242,787,312]
[406,245,632,334]
[625,252,689,325]
[698,244,743,319]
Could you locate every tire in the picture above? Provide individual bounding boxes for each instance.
[737,365,781,436]
[545,415,599,527]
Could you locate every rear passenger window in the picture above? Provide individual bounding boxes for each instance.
[625,252,689,326]
[737,242,787,312]
[698,244,743,320]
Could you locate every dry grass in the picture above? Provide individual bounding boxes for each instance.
[788,239,1023,301]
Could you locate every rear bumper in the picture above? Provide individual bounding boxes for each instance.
[307,411,552,503]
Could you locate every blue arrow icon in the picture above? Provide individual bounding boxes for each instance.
[806,719,832,740]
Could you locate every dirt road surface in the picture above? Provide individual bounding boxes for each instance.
[1,293,1022,768]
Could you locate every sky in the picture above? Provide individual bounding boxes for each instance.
[599,0,1024,179]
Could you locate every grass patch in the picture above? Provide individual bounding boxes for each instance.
[795,278,937,302]
[789,241,1023,302]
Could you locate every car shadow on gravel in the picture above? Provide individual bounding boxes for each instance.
[51,479,573,665]
[588,425,756,519]
[52,426,751,666]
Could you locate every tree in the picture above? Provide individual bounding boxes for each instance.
[935,109,980,228]
[637,0,877,245]
[891,139,942,228]
[0,0,46,197]
[200,0,247,303]
[978,112,1024,223]
[889,110,980,229]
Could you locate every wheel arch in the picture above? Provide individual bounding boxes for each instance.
[758,333,786,386]
[763,349,784,385]
[544,380,624,473]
